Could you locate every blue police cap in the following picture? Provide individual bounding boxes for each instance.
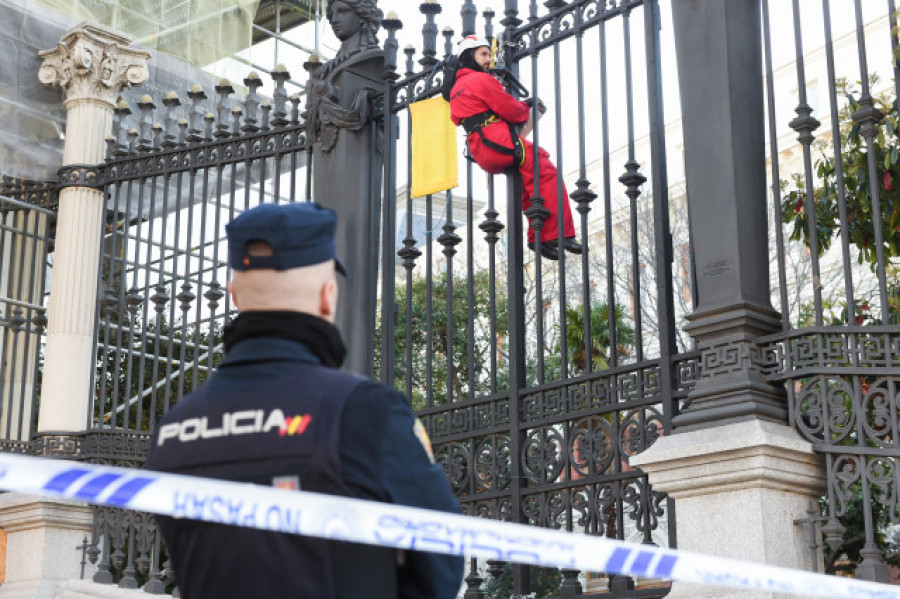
[226,202,347,276]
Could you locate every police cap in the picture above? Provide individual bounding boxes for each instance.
[226,202,347,276]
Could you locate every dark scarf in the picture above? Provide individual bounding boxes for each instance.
[222,311,347,369]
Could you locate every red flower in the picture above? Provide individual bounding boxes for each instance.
[884,171,893,192]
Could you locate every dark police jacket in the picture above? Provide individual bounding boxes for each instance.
[145,320,464,598]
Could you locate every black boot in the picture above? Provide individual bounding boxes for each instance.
[532,240,559,260]
[562,236,582,255]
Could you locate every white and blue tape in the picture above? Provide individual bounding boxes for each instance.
[0,453,897,599]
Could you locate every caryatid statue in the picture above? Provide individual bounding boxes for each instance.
[306,0,385,376]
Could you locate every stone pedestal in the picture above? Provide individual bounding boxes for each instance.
[0,493,93,598]
[631,420,825,599]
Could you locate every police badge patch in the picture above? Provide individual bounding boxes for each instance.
[412,418,435,464]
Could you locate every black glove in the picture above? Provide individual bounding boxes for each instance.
[524,97,547,115]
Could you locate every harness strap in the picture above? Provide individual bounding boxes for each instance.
[461,111,525,167]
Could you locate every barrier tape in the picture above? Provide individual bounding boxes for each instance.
[0,453,897,599]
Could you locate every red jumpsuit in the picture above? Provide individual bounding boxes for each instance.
[449,68,576,244]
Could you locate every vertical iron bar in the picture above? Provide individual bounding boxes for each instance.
[405,104,416,401]
[21,211,43,436]
[5,217,21,437]
[206,161,226,373]
[442,191,458,405]
[484,174,500,395]
[111,178,134,425]
[166,166,186,411]
[644,0,676,427]
[530,47,546,385]
[853,0,890,320]
[503,2,530,593]
[426,192,434,406]
[553,34,568,380]
[891,0,900,127]
[380,89,398,388]
[600,19,618,369]
[574,15,592,376]
[193,162,212,386]
[0,211,10,438]
[123,168,147,430]
[850,2,890,570]
[136,175,162,431]
[179,169,198,402]
[623,9,644,363]
[148,171,172,432]
[790,0,824,326]
[820,0,857,325]
[467,147,477,400]
[762,0,791,329]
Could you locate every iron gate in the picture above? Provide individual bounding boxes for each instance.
[377,1,680,595]
[67,0,684,595]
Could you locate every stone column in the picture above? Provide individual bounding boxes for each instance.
[631,2,825,596]
[36,24,149,433]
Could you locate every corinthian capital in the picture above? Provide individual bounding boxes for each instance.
[39,22,150,106]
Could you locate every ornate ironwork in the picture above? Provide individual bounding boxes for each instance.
[57,164,104,190]
[88,506,171,594]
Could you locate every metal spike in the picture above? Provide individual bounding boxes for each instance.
[137,95,155,152]
[162,92,182,148]
[443,26,455,58]
[204,112,215,141]
[382,13,403,80]
[483,7,496,41]
[243,71,263,133]
[461,0,477,37]
[186,85,208,142]
[405,45,416,77]
[152,123,163,150]
[114,99,132,156]
[260,101,272,131]
[215,79,235,138]
[420,1,442,69]
[289,94,301,125]
[232,106,243,137]
[272,64,290,126]
[177,117,188,146]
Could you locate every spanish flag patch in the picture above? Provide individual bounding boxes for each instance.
[413,418,435,464]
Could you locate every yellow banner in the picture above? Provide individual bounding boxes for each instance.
[410,97,458,199]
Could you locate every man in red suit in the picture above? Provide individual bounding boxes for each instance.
[448,35,581,260]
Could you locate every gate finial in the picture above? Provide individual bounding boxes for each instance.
[461,0,477,36]
[420,1,442,68]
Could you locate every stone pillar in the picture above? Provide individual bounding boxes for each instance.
[36,24,149,433]
[631,2,826,596]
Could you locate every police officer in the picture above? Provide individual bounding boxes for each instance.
[146,202,464,598]
[448,35,581,261]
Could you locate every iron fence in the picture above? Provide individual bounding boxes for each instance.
[378,1,680,595]
[6,0,900,594]
[763,0,900,582]
[0,179,54,450]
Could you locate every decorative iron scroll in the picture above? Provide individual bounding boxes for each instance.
[57,164,104,190]
[767,329,900,576]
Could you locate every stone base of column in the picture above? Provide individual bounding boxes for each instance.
[0,493,94,596]
[630,420,825,599]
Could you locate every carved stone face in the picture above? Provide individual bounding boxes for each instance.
[328,1,362,42]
